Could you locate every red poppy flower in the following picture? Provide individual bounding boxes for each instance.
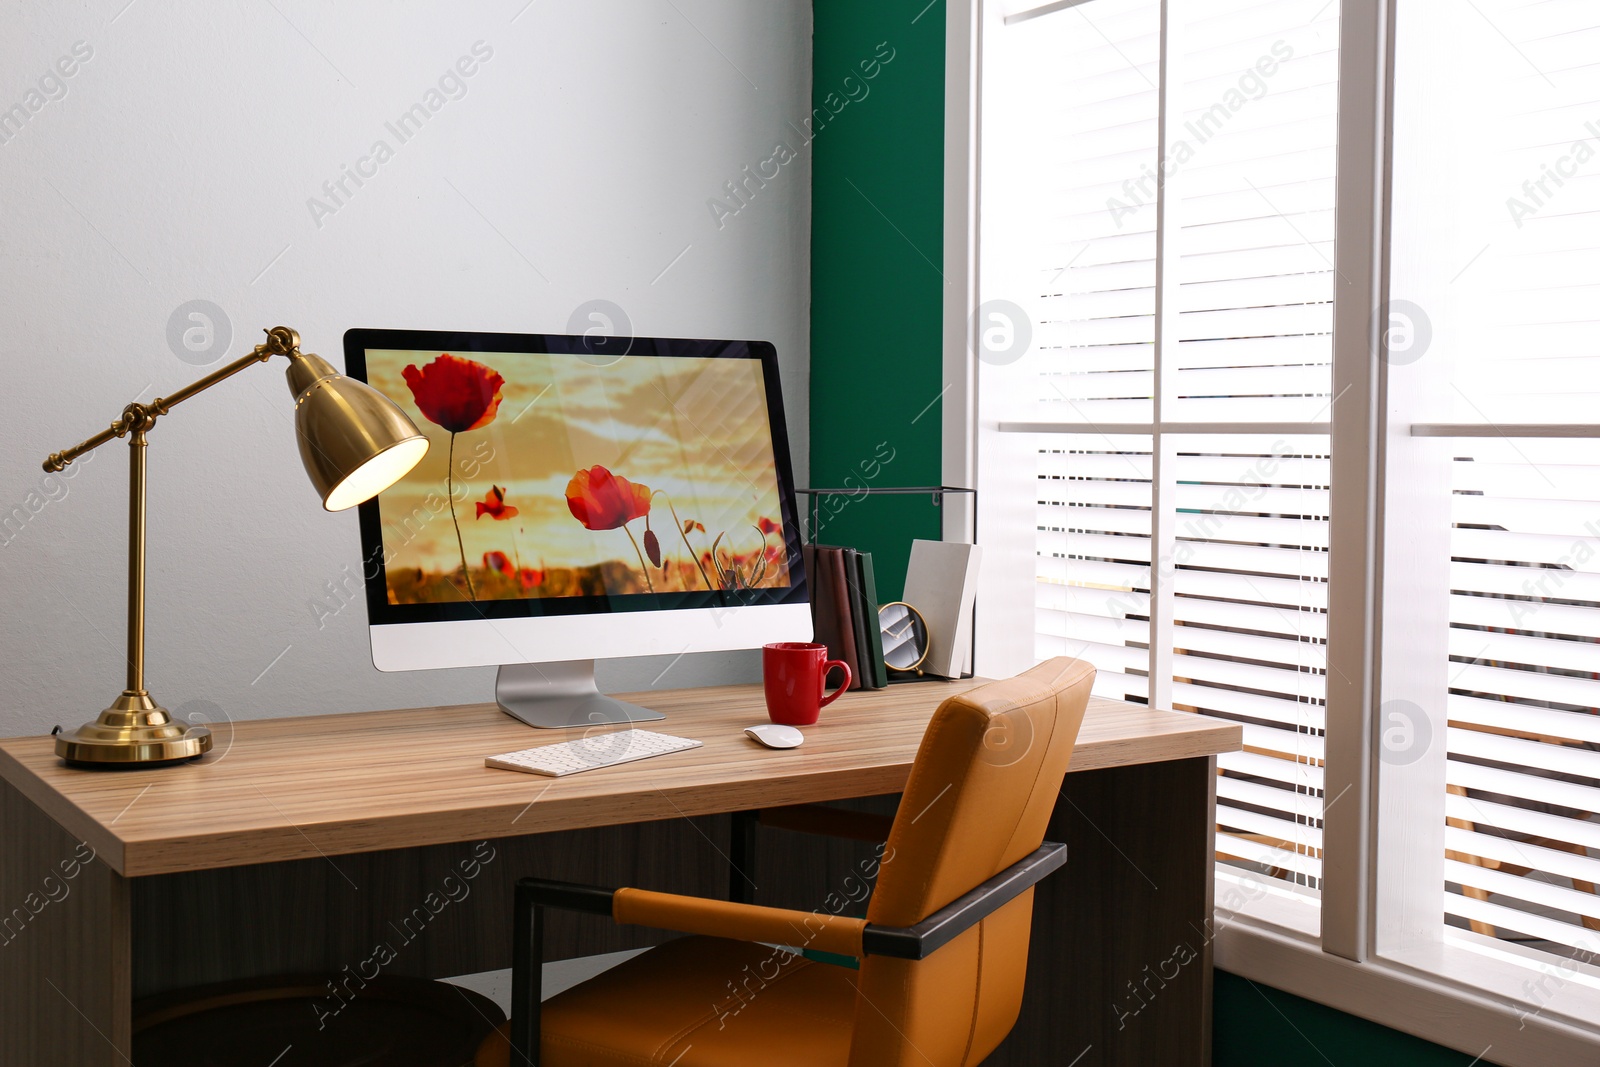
[518,567,544,590]
[483,551,514,576]
[476,486,519,521]
[402,354,505,433]
[565,466,652,531]
[757,516,781,536]
[683,519,705,535]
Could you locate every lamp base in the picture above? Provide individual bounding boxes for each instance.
[56,691,212,766]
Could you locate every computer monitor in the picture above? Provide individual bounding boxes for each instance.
[344,329,811,728]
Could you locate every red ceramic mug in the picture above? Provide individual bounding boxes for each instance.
[762,642,851,727]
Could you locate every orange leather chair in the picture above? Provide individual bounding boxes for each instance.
[477,656,1096,1067]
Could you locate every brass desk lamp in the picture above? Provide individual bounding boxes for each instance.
[42,326,429,766]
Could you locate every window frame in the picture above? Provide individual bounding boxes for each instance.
[941,0,1600,1062]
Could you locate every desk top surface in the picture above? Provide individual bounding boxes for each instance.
[0,681,1240,878]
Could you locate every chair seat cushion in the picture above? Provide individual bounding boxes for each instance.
[477,936,858,1067]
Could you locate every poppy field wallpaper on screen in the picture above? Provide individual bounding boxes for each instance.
[363,349,791,603]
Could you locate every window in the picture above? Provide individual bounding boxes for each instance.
[955,0,1600,1060]
[979,0,1342,923]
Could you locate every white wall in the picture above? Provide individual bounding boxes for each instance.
[0,1,812,737]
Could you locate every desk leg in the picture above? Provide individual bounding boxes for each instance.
[988,755,1217,1067]
[0,778,131,1067]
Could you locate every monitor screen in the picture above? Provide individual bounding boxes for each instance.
[345,330,807,632]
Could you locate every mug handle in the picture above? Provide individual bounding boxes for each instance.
[819,660,852,708]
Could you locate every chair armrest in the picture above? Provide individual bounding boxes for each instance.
[519,842,1066,965]
[613,888,868,958]
[861,842,1067,961]
[758,803,895,843]
[604,841,1068,963]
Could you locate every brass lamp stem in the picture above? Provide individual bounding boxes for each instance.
[127,427,149,697]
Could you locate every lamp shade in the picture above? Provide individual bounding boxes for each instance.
[287,352,430,511]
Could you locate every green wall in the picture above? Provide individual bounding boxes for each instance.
[809,0,947,600]
[809,4,1480,1065]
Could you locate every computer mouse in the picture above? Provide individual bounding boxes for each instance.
[745,724,805,749]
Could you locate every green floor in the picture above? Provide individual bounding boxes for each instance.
[1213,971,1482,1065]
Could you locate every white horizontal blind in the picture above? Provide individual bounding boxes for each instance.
[1386,0,1600,958]
[1171,0,1339,424]
[1168,0,1339,891]
[1446,0,1600,427]
[989,0,1340,900]
[1174,434,1330,889]
[1013,0,1161,428]
[1445,438,1600,952]
[995,0,1163,706]
[1036,434,1154,704]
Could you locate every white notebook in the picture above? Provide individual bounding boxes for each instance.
[901,539,982,679]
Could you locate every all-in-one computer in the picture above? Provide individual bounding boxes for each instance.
[344,329,811,728]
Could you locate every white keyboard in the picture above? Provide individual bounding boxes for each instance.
[486,730,703,777]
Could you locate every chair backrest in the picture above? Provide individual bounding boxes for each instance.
[849,657,1095,1067]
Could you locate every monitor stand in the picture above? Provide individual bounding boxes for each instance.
[495,660,666,729]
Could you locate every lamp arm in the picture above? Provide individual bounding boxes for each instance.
[42,326,303,473]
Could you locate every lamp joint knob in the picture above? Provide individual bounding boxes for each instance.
[119,403,156,435]
[261,326,302,358]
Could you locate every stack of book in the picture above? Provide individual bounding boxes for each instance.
[801,544,888,690]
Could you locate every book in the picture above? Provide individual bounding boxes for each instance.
[804,544,837,677]
[842,548,872,690]
[804,545,853,690]
[901,539,982,679]
[824,547,863,689]
[854,550,888,689]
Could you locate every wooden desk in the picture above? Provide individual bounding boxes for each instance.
[0,681,1239,1066]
